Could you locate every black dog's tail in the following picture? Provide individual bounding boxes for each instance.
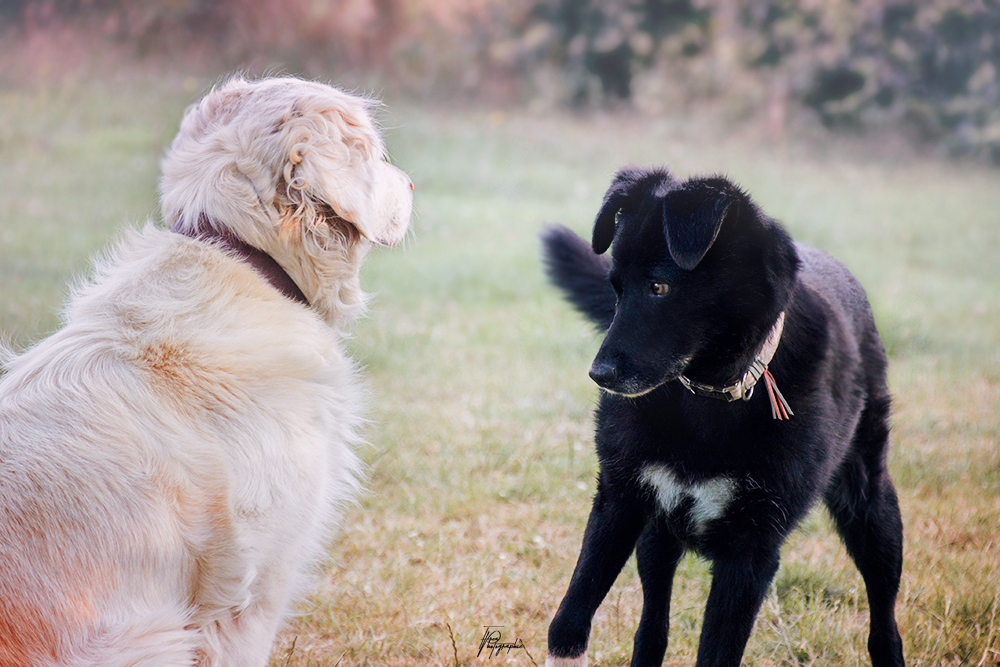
[541,224,615,331]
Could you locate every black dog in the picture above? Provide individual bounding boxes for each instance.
[542,167,904,667]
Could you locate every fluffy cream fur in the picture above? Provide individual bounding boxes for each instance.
[0,76,412,667]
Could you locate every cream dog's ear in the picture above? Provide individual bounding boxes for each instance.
[276,99,411,247]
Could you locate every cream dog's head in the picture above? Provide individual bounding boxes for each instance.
[159,75,413,326]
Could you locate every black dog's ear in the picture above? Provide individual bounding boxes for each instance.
[592,194,622,255]
[591,167,648,254]
[661,180,732,270]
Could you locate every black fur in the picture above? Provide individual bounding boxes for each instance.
[543,167,905,667]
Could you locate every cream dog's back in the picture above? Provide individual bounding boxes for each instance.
[1,227,362,665]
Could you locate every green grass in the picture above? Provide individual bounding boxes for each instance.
[1,72,998,667]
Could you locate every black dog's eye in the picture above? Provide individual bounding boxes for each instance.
[614,208,623,225]
[650,282,670,296]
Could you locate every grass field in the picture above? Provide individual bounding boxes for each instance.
[1,72,998,666]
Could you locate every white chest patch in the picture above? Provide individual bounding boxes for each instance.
[639,464,737,533]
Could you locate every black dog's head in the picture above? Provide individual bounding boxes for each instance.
[589,167,799,396]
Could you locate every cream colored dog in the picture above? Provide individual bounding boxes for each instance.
[0,76,412,667]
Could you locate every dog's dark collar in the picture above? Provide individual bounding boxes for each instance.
[170,216,310,307]
[678,312,794,419]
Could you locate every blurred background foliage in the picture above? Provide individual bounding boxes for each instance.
[2,0,999,164]
[509,0,1000,163]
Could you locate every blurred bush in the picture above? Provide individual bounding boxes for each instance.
[3,0,999,163]
[505,0,1000,163]
[490,0,710,105]
[737,0,1000,163]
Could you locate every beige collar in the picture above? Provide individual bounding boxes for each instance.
[678,312,793,419]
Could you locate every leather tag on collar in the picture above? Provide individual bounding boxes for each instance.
[170,216,310,307]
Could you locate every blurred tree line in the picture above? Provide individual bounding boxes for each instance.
[3,0,999,163]
[1,0,410,68]
[503,0,1000,163]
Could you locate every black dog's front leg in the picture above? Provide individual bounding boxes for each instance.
[694,549,781,667]
[631,515,684,667]
[547,487,646,665]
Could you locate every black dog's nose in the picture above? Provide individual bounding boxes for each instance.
[589,360,617,388]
